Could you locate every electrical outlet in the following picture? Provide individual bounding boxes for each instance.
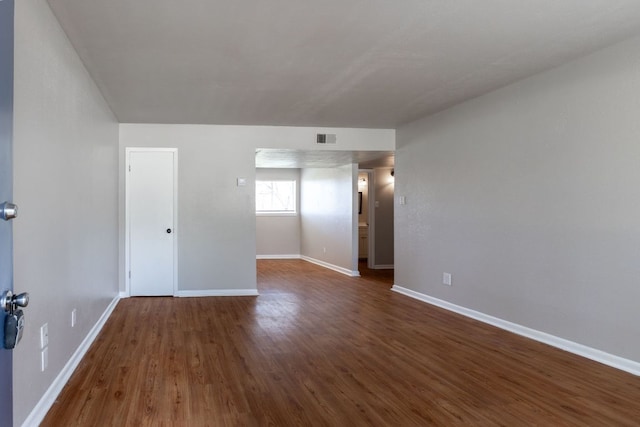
[41,347,48,371]
[443,273,452,286]
[323,247,327,253]
[71,309,77,327]
[40,323,48,349]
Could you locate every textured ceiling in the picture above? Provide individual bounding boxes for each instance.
[47,0,640,129]
[255,149,394,169]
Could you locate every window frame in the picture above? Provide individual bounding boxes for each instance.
[255,179,298,216]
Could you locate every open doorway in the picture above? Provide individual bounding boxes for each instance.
[254,148,393,278]
[357,166,394,278]
[357,170,372,263]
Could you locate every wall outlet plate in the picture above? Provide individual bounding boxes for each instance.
[443,272,452,286]
[71,309,77,327]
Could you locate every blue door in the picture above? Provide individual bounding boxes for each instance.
[0,0,14,424]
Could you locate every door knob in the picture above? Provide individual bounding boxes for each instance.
[12,293,29,308]
[1,291,28,349]
[0,202,17,221]
[1,290,29,313]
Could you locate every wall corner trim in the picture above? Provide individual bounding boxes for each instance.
[391,285,640,377]
[301,256,359,277]
[21,296,121,427]
[174,289,259,297]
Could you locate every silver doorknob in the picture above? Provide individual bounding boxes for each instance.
[0,291,29,313]
[13,293,29,308]
[0,202,17,221]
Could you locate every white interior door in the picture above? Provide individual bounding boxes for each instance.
[127,149,177,296]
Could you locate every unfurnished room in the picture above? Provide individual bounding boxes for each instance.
[1,0,640,426]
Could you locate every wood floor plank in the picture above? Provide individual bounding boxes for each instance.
[42,259,640,426]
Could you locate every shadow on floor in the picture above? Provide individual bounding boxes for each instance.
[358,259,394,284]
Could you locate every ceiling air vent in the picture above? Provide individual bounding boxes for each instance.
[316,133,337,144]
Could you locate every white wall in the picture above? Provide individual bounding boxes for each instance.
[300,165,358,274]
[13,0,119,425]
[119,124,394,292]
[256,168,301,257]
[396,35,640,364]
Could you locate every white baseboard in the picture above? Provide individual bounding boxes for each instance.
[22,295,121,427]
[175,289,259,297]
[301,256,359,277]
[372,264,394,270]
[391,285,640,377]
[256,254,301,260]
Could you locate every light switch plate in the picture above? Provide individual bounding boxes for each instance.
[40,323,48,349]
[41,347,48,371]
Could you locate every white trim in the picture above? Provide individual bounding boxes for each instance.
[21,296,121,427]
[372,264,394,270]
[175,289,259,297]
[118,291,128,298]
[301,256,360,277]
[125,147,179,297]
[256,254,301,260]
[256,212,298,217]
[391,285,640,377]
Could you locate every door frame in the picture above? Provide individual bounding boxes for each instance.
[357,169,376,268]
[365,170,376,269]
[125,147,179,297]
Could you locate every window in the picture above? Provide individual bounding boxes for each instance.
[256,180,296,214]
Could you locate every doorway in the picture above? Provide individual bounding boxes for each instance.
[356,166,394,272]
[125,148,178,296]
[357,170,372,264]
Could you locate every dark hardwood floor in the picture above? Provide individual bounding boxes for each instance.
[358,259,393,283]
[42,259,640,426]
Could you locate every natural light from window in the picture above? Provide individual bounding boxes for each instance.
[256,180,296,214]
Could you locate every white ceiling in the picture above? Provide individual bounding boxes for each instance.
[47,0,640,129]
[255,149,394,169]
